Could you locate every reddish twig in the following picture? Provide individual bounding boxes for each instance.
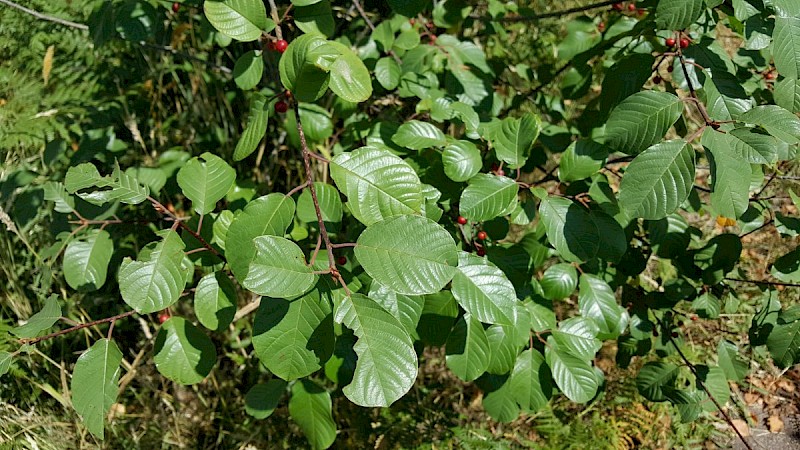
[19,310,137,345]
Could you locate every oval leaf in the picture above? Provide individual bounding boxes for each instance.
[177,152,236,215]
[195,272,237,331]
[71,339,123,439]
[459,174,519,222]
[119,230,189,314]
[153,317,217,385]
[204,0,272,42]
[288,380,336,450]
[451,252,518,325]
[605,91,683,155]
[442,140,482,182]
[539,195,599,262]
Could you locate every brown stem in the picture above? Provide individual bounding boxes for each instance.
[678,53,713,125]
[0,0,88,29]
[147,197,227,263]
[474,0,620,22]
[19,310,137,346]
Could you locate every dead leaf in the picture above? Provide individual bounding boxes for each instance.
[731,419,751,437]
[768,416,784,432]
[43,45,54,86]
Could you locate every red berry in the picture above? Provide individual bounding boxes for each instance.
[457,216,468,225]
[638,8,646,16]
[158,312,170,324]
[665,38,676,47]
[653,75,662,84]
[627,3,636,11]
[598,22,605,32]
[274,101,288,113]
[409,18,415,25]
[273,39,288,53]
[336,256,347,265]
[172,2,180,13]
[476,247,486,257]
[613,2,624,11]
[477,231,488,241]
[765,72,775,80]
[691,316,698,321]
[496,169,505,177]
[679,38,690,49]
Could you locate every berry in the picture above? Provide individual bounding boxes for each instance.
[627,3,636,11]
[653,75,662,84]
[457,216,468,225]
[274,101,288,113]
[613,2,624,11]
[667,65,674,73]
[336,256,347,265]
[691,316,698,321]
[477,231,488,241]
[409,18,415,25]
[172,2,180,13]
[158,312,170,324]
[496,169,505,177]
[765,72,775,80]
[638,8,646,16]
[665,37,676,47]
[679,38,690,49]
[677,320,684,327]
[671,331,679,338]
[598,22,605,32]
[273,39,288,53]
[476,247,486,257]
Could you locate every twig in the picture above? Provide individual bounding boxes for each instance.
[266,0,282,40]
[351,0,403,65]
[148,197,227,263]
[472,0,620,22]
[19,310,137,345]
[0,0,88,30]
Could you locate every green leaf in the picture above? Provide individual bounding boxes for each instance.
[490,113,541,169]
[119,230,189,314]
[288,380,336,450]
[656,0,705,30]
[325,41,372,102]
[539,195,599,262]
[771,247,800,283]
[551,317,602,361]
[225,194,296,282]
[665,388,705,423]
[451,252,517,325]
[330,146,422,226]
[245,379,287,419]
[375,57,401,90]
[43,181,75,213]
[775,77,800,113]
[279,33,330,102]
[63,229,113,291]
[203,0,272,42]
[545,339,599,403]
[234,93,270,161]
[387,0,430,17]
[696,366,730,412]
[71,339,122,439]
[446,314,491,381]
[177,152,236,215]
[294,0,334,37]
[392,120,447,150]
[767,309,800,368]
[442,140,482,182]
[64,162,104,192]
[540,263,578,300]
[233,50,264,90]
[702,127,778,164]
[693,292,721,318]
[242,236,317,299]
[704,133,751,219]
[558,139,609,182]
[153,317,217,384]
[297,182,343,224]
[737,105,800,145]
[355,215,458,295]
[591,211,628,263]
[637,361,678,401]
[252,290,334,380]
[368,282,423,338]
[66,162,150,206]
[335,294,417,406]
[618,140,695,220]
[0,351,12,377]
[578,274,627,340]
[604,91,684,155]
[479,374,520,422]
[773,17,800,79]
[459,174,519,222]
[717,340,749,381]
[12,295,61,339]
[485,322,524,374]
[508,349,552,413]
[195,272,237,331]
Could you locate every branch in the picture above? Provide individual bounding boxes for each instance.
[19,310,137,345]
[148,197,227,263]
[472,0,620,22]
[351,0,403,65]
[0,0,88,30]
[724,277,800,288]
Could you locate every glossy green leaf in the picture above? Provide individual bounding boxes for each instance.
[540,263,578,300]
[43,181,75,213]
[177,152,236,215]
[153,317,217,384]
[252,290,334,380]
[325,41,372,102]
[459,174,519,222]
[368,282,423,338]
[665,388,705,423]
[578,274,627,340]
[289,380,336,450]
[479,374,520,422]
[71,339,122,439]
[558,139,609,182]
[442,140,482,182]
[245,380,287,419]
[773,17,800,79]
[225,194,296,282]
[63,229,113,291]
[485,323,524,374]
[65,162,104,193]
[737,105,800,145]
[717,340,749,381]
[696,366,730,412]
[297,182,343,224]
[233,93,270,161]
[591,211,628,263]
[539,195,599,262]
[618,140,695,220]
[355,215,458,295]
[279,33,330,102]
[704,133,751,219]
[0,351,12,377]
[119,230,189,314]
[203,0,272,42]
[195,272,237,331]
[294,0,334,37]
[767,308,800,368]
[702,127,777,164]
[605,91,683,155]
[12,295,61,339]
[446,314,491,382]
[66,162,149,206]
[775,77,800,113]
[243,236,317,299]
[637,361,678,401]
[233,50,263,90]
[508,349,552,413]
[451,252,517,325]
[545,340,599,403]
[330,146,422,226]
[551,317,601,361]
[656,0,705,30]
[392,120,447,150]
[491,113,540,169]
[335,294,417,406]
[375,57,401,90]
